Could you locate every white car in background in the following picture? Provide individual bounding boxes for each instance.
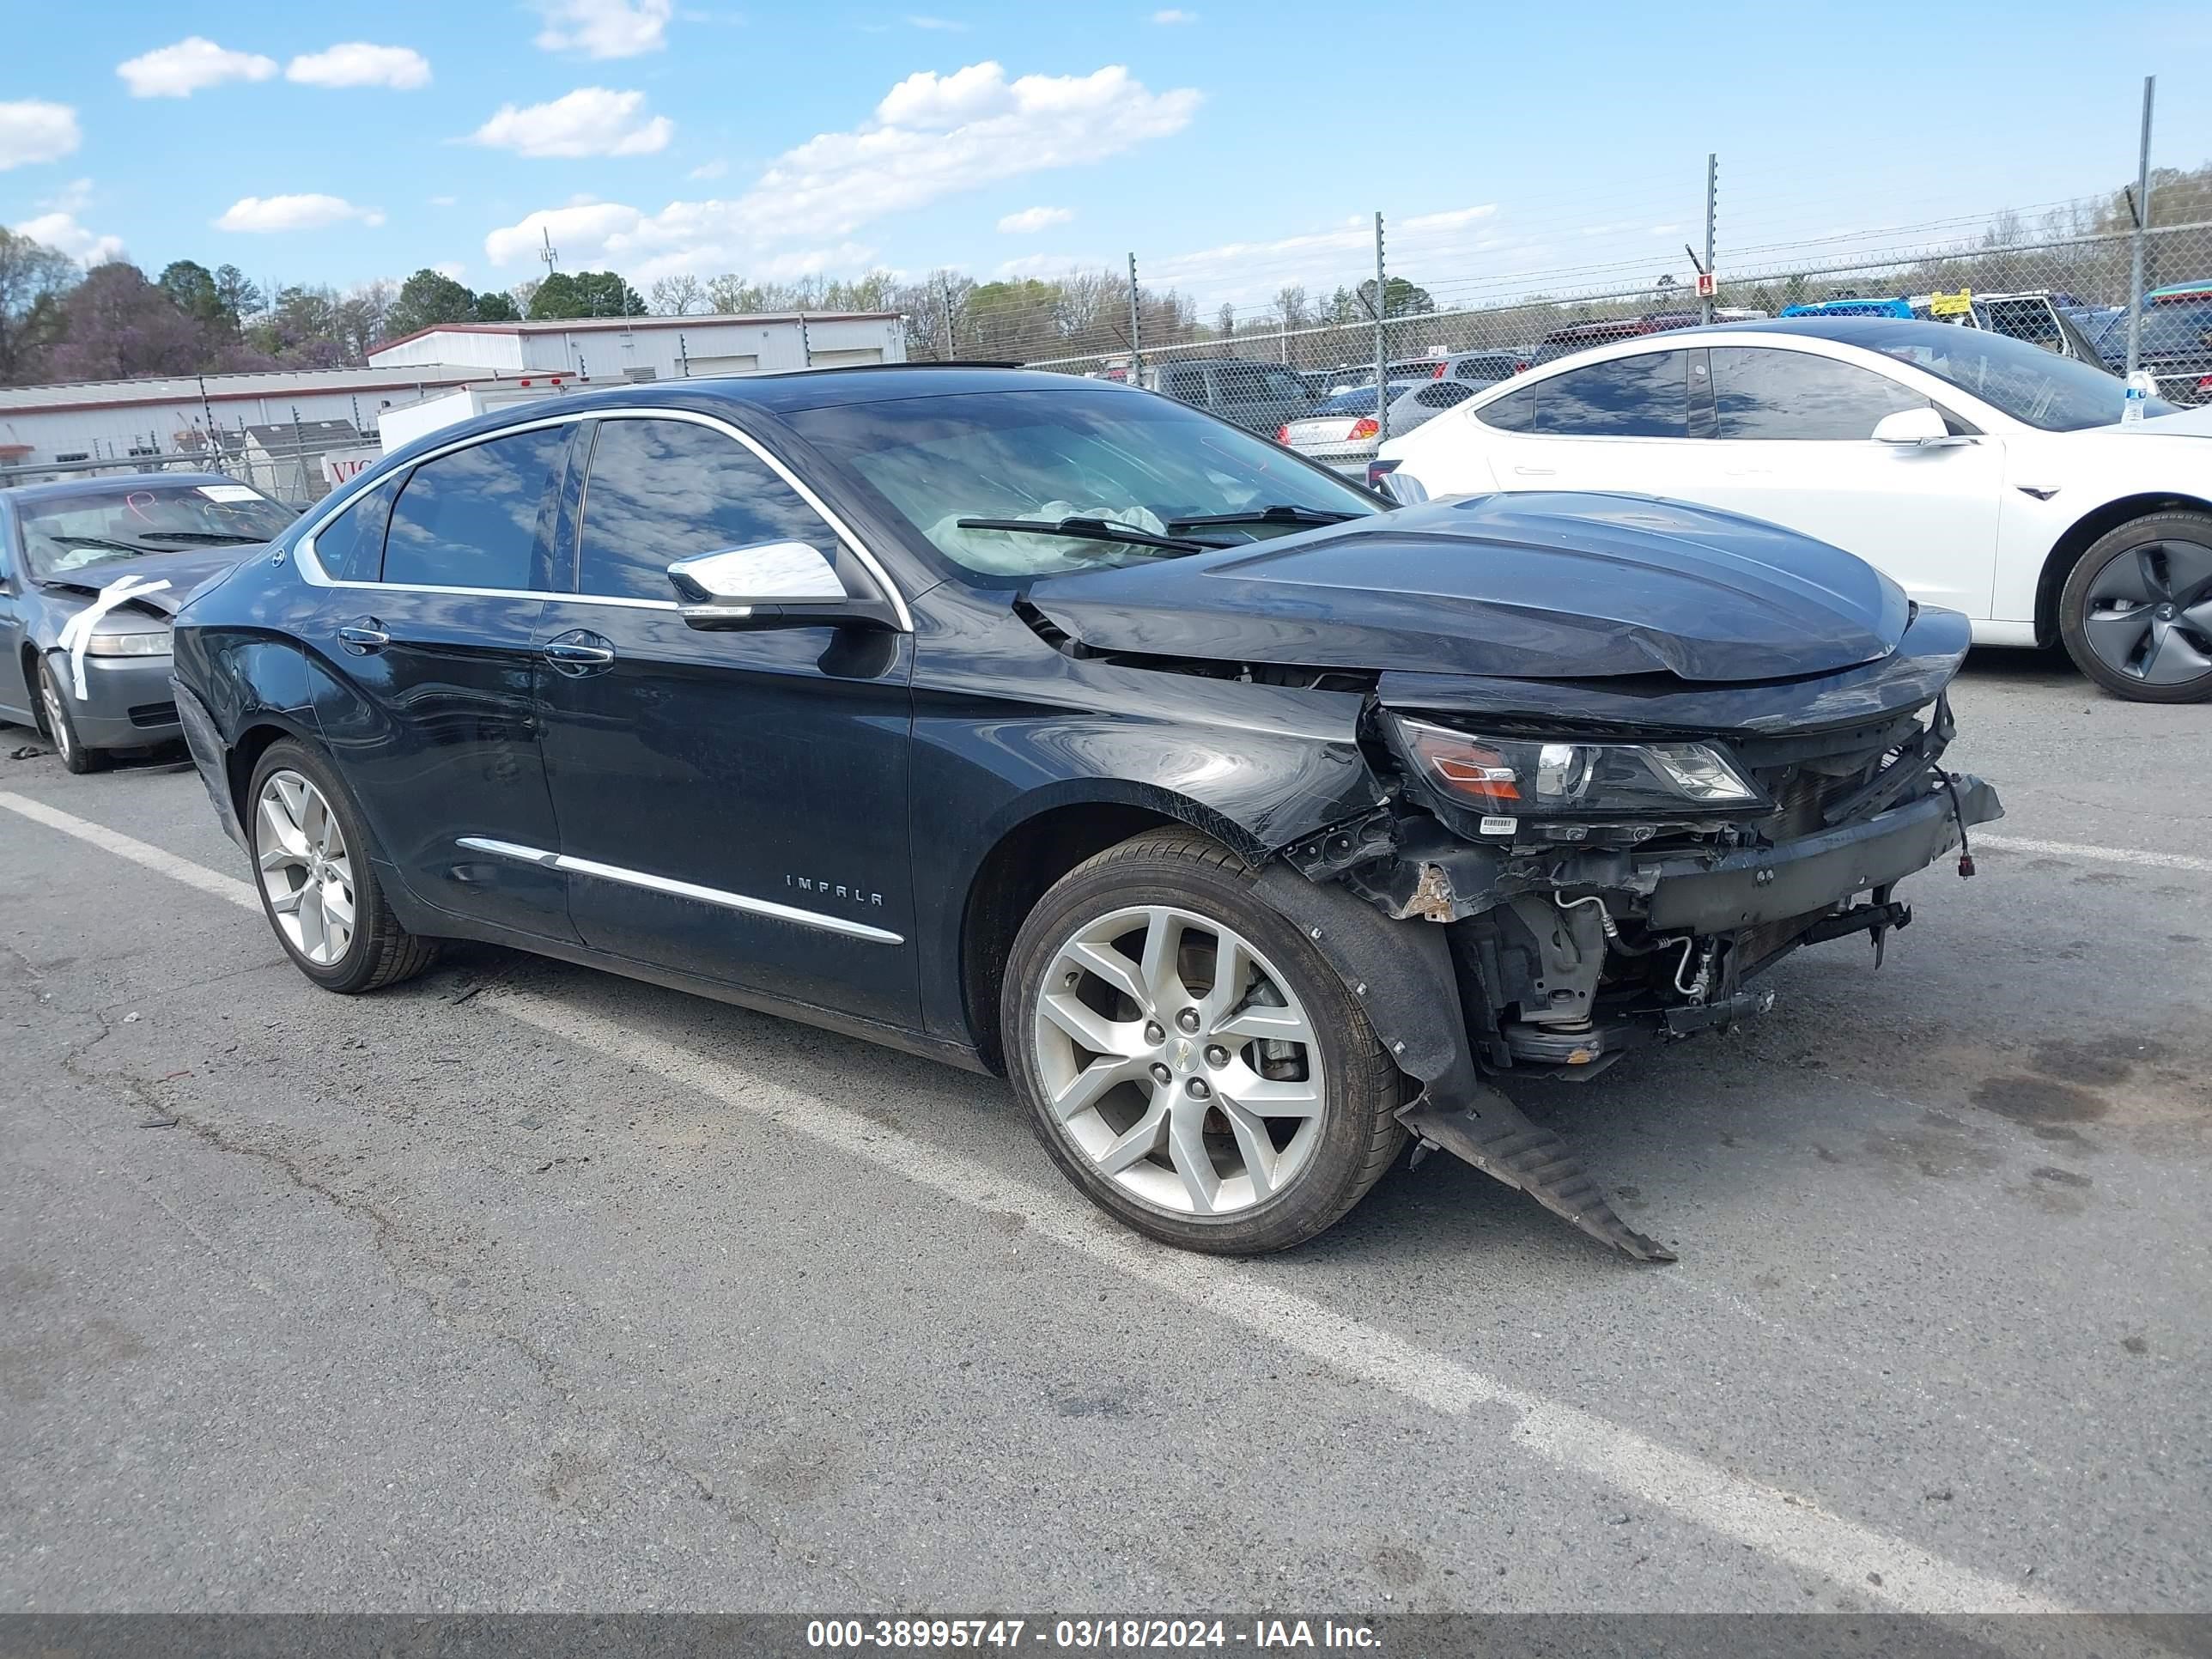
[1279,379,1478,473]
[1380,317,2212,702]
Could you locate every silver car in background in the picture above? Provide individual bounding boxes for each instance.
[1279,380,1480,472]
[0,474,295,772]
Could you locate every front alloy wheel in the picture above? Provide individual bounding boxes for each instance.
[2061,512,2212,702]
[1030,903,1327,1217]
[1004,828,1404,1255]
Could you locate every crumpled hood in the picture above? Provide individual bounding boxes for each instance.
[1024,492,1911,683]
[39,546,264,618]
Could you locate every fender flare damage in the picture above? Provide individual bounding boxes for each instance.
[1251,862,1674,1262]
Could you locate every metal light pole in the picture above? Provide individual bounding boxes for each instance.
[940,274,957,360]
[2125,76,2156,380]
[1127,253,1144,382]
[1372,212,1388,442]
[1702,153,1718,326]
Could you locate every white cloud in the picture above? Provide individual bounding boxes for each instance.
[1402,204,1497,233]
[434,260,466,281]
[286,43,433,89]
[13,210,124,264]
[1143,203,1503,307]
[688,159,727,180]
[907,14,969,27]
[535,0,672,58]
[41,177,94,214]
[429,194,458,207]
[486,60,1194,291]
[486,60,1194,283]
[1648,223,1681,235]
[471,88,672,157]
[998,204,1072,234]
[0,101,81,171]
[216,193,386,232]
[483,200,648,266]
[996,252,1084,277]
[117,38,279,98]
[1152,9,1198,21]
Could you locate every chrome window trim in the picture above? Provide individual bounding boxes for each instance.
[295,405,914,630]
[457,836,905,946]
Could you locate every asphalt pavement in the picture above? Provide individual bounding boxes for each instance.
[2,647,2207,1620]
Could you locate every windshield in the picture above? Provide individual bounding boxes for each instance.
[1830,318,2173,430]
[18,482,295,580]
[787,388,1381,582]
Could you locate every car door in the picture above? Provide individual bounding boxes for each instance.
[1209,362,1300,434]
[1692,345,2003,617]
[300,423,579,942]
[1474,347,1714,495]
[0,502,33,726]
[532,411,918,1027]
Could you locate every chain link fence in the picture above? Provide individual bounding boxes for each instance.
[901,81,2211,434]
[0,432,371,506]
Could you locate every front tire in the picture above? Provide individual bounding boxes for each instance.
[1002,828,1404,1255]
[247,739,438,994]
[36,656,105,775]
[2058,511,2212,702]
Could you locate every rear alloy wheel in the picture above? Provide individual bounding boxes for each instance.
[2059,511,2212,702]
[36,657,105,775]
[248,739,438,994]
[1003,829,1403,1254]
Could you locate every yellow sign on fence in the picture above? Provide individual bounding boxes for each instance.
[1928,289,1974,317]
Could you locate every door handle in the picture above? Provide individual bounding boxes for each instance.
[337,621,389,653]
[541,632,616,677]
[1511,465,1556,477]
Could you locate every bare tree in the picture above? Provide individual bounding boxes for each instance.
[649,273,706,316]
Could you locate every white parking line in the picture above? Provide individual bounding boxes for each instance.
[1976,833,2212,877]
[0,791,259,913]
[1,787,2070,1615]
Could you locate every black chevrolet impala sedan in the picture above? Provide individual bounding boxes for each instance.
[171,368,2000,1259]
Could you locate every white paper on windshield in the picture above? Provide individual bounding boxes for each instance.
[52,575,172,700]
[198,483,262,502]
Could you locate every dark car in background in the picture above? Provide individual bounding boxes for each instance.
[0,474,297,771]
[1145,356,1318,433]
[2102,285,2212,404]
[168,368,1999,1262]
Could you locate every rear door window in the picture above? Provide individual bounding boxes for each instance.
[1708,347,1927,441]
[1212,362,1269,406]
[1477,381,1540,432]
[1413,382,1476,410]
[1538,350,1695,437]
[312,476,402,581]
[1161,365,1206,403]
[381,427,570,591]
[575,417,832,602]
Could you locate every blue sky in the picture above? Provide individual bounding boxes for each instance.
[4,0,2209,322]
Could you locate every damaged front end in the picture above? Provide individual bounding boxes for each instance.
[1273,604,2002,1261]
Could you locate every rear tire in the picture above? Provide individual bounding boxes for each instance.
[2058,510,2212,702]
[247,739,438,994]
[1002,827,1404,1255]
[36,657,105,775]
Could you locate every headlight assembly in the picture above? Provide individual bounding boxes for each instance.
[1391,716,1764,824]
[82,629,173,658]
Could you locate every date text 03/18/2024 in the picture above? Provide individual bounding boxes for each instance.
[804,1619,1383,1650]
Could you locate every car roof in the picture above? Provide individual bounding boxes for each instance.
[0,471,241,506]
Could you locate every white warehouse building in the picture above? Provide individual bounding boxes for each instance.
[364,311,906,381]
[0,311,907,496]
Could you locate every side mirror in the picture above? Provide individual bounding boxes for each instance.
[666,540,899,632]
[1365,463,1430,506]
[1871,407,1954,446]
